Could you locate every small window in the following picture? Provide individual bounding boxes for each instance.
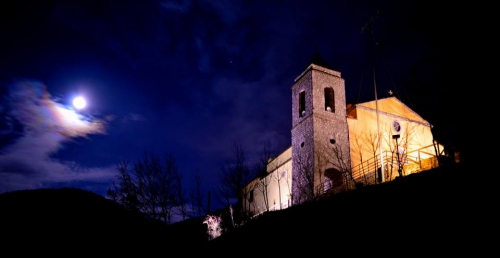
[324,87,335,113]
[299,91,306,117]
[300,142,304,148]
[330,139,336,144]
[249,189,254,203]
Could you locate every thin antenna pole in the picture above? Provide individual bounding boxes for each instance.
[363,11,384,183]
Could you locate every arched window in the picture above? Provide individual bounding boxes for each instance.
[324,87,335,113]
[299,91,306,117]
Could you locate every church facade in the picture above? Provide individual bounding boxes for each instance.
[241,60,445,217]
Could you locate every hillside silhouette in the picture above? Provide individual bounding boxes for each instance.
[0,187,207,254]
[0,162,488,255]
[207,162,487,255]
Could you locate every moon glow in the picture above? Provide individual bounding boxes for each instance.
[73,96,86,110]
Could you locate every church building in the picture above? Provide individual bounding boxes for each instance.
[241,56,446,217]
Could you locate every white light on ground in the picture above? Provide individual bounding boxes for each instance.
[73,96,86,110]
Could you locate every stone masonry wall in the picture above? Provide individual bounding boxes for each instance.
[291,64,350,204]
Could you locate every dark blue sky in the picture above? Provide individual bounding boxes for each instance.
[1,0,462,206]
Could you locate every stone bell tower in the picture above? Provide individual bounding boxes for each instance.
[290,54,351,204]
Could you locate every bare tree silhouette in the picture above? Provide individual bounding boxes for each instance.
[253,145,273,213]
[293,151,315,204]
[189,169,207,218]
[107,151,183,225]
[217,144,256,222]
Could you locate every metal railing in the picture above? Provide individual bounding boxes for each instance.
[318,144,444,195]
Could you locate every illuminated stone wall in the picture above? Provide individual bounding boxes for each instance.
[291,64,350,204]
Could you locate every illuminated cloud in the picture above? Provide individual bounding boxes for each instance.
[0,80,114,194]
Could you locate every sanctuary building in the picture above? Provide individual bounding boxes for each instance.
[241,56,447,216]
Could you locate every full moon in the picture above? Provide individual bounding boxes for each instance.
[73,96,86,110]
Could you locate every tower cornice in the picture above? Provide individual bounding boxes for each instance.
[294,64,341,83]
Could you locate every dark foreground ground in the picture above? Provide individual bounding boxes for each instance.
[0,162,491,256]
[208,162,492,256]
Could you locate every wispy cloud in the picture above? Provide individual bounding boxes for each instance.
[0,80,115,194]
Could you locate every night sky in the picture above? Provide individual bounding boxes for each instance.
[0,0,469,207]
